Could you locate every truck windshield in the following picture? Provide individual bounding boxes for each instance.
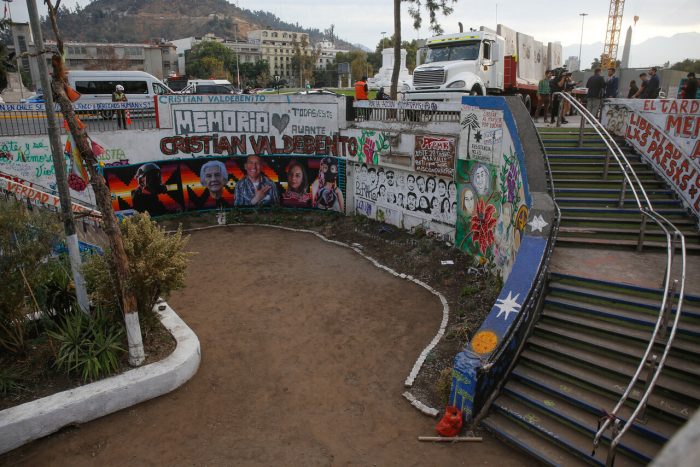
[425,41,480,63]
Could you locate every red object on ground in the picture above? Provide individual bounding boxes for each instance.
[435,406,463,437]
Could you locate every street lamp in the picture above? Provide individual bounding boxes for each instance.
[578,13,588,71]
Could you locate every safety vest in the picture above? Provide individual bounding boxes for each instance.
[354,81,368,100]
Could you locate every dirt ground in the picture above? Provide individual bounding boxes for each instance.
[2,226,530,466]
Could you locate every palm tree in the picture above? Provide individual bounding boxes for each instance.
[391,0,457,99]
[461,113,480,156]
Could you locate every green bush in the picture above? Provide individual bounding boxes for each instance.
[83,213,190,320]
[47,307,125,383]
[0,199,61,353]
[0,365,27,396]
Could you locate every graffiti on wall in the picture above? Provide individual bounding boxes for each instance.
[106,156,346,216]
[455,153,527,273]
[601,99,700,219]
[353,163,456,240]
[459,109,504,164]
[414,135,456,177]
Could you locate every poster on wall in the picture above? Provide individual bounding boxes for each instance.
[105,156,346,216]
[353,163,456,240]
[459,109,504,163]
[414,135,456,177]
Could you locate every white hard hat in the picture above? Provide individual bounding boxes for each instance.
[116,84,124,91]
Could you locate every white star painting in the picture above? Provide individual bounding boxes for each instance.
[528,215,548,233]
[495,291,521,320]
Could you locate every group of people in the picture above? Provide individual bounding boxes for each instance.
[130,155,345,216]
[355,164,457,224]
[584,67,620,118]
[626,66,662,100]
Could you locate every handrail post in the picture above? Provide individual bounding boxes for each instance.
[603,149,611,180]
[556,93,564,128]
[659,279,678,341]
[605,419,621,467]
[578,111,586,147]
[637,354,659,423]
[618,178,627,208]
[637,214,647,251]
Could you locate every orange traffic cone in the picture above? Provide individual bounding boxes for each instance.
[125,109,132,126]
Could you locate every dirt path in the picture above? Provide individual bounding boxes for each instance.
[4,226,529,466]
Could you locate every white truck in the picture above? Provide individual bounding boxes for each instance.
[404,24,562,111]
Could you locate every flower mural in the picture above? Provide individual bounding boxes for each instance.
[471,199,497,254]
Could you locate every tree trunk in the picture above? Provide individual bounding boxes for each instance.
[390,0,402,99]
[51,79,145,366]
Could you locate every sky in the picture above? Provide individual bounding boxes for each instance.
[5,0,699,63]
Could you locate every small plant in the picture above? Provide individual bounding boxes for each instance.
[460,284,480,297]
[48,307,125,383]
[0,365,27,396]
[83,213,190,322]
[435,367,454,405]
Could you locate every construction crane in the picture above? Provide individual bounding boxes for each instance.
[601,0,625,69]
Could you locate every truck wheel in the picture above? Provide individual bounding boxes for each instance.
[469,86,483,96]
[521,94,532,114]
[100,110,115,120]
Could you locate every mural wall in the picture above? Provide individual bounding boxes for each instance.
[106,156,346,216]
[601,99,700,223]
[456,103,529,277]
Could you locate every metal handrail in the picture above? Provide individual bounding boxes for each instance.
[554,92,687,465]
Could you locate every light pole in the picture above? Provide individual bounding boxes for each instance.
[578,13,588,71]
[380,31,387,48]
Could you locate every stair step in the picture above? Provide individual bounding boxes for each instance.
[483,411,592,467]
[527,334,700,402]
[558,206,688,216]
[520,349,694,421]
[555,198,681,206]
[551,179,668,188]
[535,321,700,379]
[549,273,700,307]
[511,364,679,443]
[544,296,700,338]
[558,226,700,241]
[554,236,700,253]
[541,308,700,358]
[555,188,674,196]
[547,281,700,322]
[503,381,659,463]
[559,215,697,227]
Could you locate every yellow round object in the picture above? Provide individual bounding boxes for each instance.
[471,330,498,354]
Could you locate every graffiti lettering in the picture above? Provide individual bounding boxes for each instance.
[173,110,269,135]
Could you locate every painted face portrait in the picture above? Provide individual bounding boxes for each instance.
[437,179,447,197]
[419,196,429,210]
[368,169,377,186]
[426,177,436,193]
[378,170,386,185]
[407,175,416,191]
[449,181,457,200]
[417,176,426,193]
[245,155,263,181]
[461,187,475,215]
[397,175,406,189]
[386,171,395,186]
[288,165,304,191]
[200,161,228,196]
[472,164,490,196]
[407,193,417,210]
[360,165,368,182]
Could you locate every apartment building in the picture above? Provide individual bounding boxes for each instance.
[247,29,311,84]
[171,33,262,76]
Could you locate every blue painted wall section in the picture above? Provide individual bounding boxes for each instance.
[449,235,547,418]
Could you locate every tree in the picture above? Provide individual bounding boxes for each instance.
[671,59,700,74]
[590,57,601,70]
[392,0,456,99]
[292,35,321,88]
[186,41,236,79]
[44,0,145,366]
[239,59,270,87]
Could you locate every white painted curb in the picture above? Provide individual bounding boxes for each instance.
[176,222,447,416]
[0,302,200,455]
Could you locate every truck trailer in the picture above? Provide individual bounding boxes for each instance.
[403,24,562,112]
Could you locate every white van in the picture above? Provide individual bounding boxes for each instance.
[180,79,237,95]
[68,70,173,104]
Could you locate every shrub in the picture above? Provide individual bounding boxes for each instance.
[0,199,61,353]
[83,213,190,320]
[0,365,27,396]
[47,307,125,383]
[435,367,454,405]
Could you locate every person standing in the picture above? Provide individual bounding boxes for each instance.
[549,70,568,124]
[535,70,552,122]
[647,67,661,98]
[682,72,698,99]
[355,75,369,119]
[586,68,606,119]
[627,80,639,98]
[112,84,127,129]
[605,67,619,98]
[633,73,649,98]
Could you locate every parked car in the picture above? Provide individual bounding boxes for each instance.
[179,79,237,95]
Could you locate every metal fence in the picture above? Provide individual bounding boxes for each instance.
[353,100,461,124]
[0,102,157,136]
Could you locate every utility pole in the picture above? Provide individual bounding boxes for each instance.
[26,0,90,314]
[578,13,588,71]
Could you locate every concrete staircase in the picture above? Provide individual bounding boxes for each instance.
[482,272,700,466]
[539,128,700,253]
[480,126,700,465]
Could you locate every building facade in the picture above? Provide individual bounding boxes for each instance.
[248,29,311,85]
[171,33,262,77]
[10,22,177,89]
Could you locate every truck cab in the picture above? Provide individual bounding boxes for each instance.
[405,30,505,101]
